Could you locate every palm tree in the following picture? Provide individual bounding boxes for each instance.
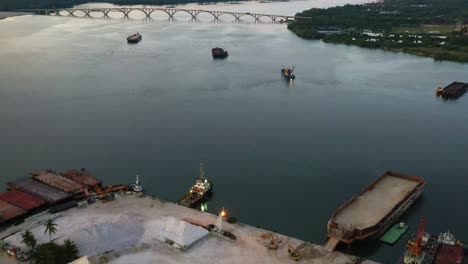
[63,239,79,261]
[44,219,57,242]
[21,230,37,249]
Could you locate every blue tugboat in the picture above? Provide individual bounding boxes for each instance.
[281,66,295,80]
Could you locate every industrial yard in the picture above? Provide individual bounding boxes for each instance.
[1,194,378,264]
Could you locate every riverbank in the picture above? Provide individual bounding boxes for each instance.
[288,0,468,63]
[0,195,379,264]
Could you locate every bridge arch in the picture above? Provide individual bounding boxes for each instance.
[57,9,73,17]
[257,15,275,22]
[87,9,106,18]
[148,9,172,18]
[170,9,195,19]
[237,13,258,21]
[216,12,239,20]
[106,8,126,18]
[194,10,219,20]
[70,9,88,17]
[126,9,148,18]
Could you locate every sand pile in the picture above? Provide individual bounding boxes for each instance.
[69,212,145,256]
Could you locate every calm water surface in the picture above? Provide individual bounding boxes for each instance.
[0,1,467,263]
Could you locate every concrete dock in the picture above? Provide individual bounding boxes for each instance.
[0,195,379,264]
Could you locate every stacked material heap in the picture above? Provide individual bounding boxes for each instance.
[32,170,85,194]
[8,177,71,203]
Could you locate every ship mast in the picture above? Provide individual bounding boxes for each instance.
[199,161,206,180]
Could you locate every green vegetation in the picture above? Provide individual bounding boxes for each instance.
[20,220,80,264]
[44,219,58,242]
[288,0,468,63]
[0,0,239,11]
[21,230,37,250]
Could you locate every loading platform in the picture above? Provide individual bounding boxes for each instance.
[379,223,408,245]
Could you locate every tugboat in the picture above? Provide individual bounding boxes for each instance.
[176,162,213,208]
[127,33,142,44]
[281,66,295,80]
[212,47,228,58]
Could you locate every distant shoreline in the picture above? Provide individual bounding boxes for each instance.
[0,12,30,20]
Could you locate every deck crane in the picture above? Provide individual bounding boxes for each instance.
[408,216,426,256]
[403,216,427,264]
[93,184,113,195]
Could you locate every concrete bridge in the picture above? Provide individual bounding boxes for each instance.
[22,8,311,22]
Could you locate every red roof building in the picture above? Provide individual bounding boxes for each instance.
[0,189,46,210]
[0,200,27,223]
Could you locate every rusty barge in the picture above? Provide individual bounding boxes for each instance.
[325,171,425,251]
[436,82,468,98]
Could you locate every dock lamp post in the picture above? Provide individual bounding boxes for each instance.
[216,207,227,234]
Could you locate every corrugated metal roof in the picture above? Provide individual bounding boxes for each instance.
[0,200,27,223]
[433,244,464,264]
[32,171,85,193]
[8,178,71,203]
[0,189,46,210]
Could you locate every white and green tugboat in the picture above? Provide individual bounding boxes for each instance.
[176,162,213,208]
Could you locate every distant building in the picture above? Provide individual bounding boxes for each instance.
[455,20,463,32]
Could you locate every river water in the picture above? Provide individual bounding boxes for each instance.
[1,1,467,263]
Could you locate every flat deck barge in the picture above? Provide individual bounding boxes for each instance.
[436,82,468,98]
[326,171,425,250]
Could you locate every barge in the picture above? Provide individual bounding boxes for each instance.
[325,171,425,250]
[436,82,468,98]
[212,47,228,58]
[176,162,213,209]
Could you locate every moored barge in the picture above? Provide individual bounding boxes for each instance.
[325,171,425,251]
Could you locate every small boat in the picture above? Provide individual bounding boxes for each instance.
[127,33,142,44]
[212,47,228,58]
[281,66,295,80]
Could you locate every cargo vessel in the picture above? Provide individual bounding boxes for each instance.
[127,33,142,44]
[212,47,228,58]
[325,171,425,251]
[176,162,213,208]
[281,66,295,80]
[436,82,468,98]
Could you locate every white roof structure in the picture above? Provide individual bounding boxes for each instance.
[162,217,209,251]
[68,256,91,264]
